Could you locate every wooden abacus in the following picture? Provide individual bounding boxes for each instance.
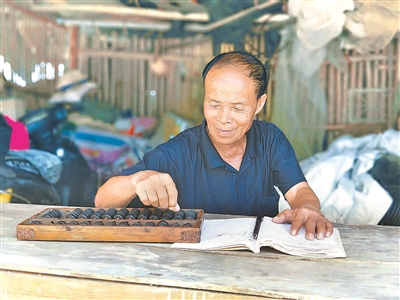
[16,207,204,243]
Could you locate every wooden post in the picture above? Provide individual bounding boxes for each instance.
[68,26,79,69]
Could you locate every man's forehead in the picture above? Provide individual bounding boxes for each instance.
[210,85,239,95]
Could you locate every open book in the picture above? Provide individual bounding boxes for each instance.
[172,217,347,258]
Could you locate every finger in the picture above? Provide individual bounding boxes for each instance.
[325,219,334,237]
[304,218,318,240]
[162,176,179,211]
[290,216,306,237]
[143,185,160,208]
[272,209,293,224]
[138,174,171,209]
[136,188,151,206]
[316,218,327,240]
[170,203,180,212]
[136,179,160,208]
[155,186,169,209]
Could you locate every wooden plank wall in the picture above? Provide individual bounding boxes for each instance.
[1,2,398,150]
[0,1,69,109]
[321,35,399,142]
[243,29,277,121]
[78,31,213,122]
[245,28,399,145]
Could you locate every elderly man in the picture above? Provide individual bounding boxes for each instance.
[95,51,333,241]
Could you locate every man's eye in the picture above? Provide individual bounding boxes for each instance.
[210,102,220,108]
[233,106,244,111]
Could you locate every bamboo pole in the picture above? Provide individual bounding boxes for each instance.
[138,37,146,116]
[100,32,110,104]
[342,60,349,127]
[356,58,363,122]
[90,32,101,100]
[132,35,139,115]
[58,19,171,32]
[185,0,279,32]
[122,31,133,112]
[30,4,209,22]
[110,31,118,107]
[387,39,394,127]
[78,49,204,61]
[79,32,88,75]
[365,57,372,120]
[157,37,167,117]
[146,37,154,116]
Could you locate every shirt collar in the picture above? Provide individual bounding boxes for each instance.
[199,120,263,169]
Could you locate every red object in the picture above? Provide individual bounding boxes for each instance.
[4,115,30,150]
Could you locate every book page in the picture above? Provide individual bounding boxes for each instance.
[171,218,257,252]
[256,217,347,258]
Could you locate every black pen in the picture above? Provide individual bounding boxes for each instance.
[253,215,263,239]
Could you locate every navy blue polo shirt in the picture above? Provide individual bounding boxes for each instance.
[120,120,306,217]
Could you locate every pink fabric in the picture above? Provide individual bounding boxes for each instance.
[4,115,30,150]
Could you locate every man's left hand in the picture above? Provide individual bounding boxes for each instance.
[272,204,333,240]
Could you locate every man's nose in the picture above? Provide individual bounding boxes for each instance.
[219,106,232,123]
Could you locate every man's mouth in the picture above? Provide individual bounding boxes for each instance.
[218,128,233,136]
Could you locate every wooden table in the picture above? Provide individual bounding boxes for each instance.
[1,203,399,300]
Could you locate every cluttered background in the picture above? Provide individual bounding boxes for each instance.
[1,0,399,226]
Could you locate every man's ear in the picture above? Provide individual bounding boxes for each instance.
[255,94,267,115]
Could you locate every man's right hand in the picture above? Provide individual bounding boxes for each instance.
[131,170,180,211]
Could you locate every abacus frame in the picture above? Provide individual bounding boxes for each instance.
[16,207,204,243]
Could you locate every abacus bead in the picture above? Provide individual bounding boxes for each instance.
[103,208,117,219]
[91,209,105,219]
[173,210,186,220]
[114,208,129,219]
[161,210,174,220]
[149,208,163,220]
[66,208,83,218]
[43,209,61,218]
[79,208,94,219]
[157,220,169,227]
[126,208,140,219]
[186,210,198,220]
[138,208,152,220]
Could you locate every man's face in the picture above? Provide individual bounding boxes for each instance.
[203,65,266,147]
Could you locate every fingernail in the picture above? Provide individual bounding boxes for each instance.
[318,232,324,240]
[326,231,332,237]
[307,233,314,240]
[290,229,297,236]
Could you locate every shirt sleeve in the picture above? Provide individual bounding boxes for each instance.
[118,147,167,176]
[270,130,306,195]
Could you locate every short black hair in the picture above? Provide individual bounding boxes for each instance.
[202,51,269,99]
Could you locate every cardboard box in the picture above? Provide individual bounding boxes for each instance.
[0,98,26,120]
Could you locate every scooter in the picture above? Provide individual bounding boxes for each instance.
[18,103,99,207]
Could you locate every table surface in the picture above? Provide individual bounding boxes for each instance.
[1,203,399,300]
